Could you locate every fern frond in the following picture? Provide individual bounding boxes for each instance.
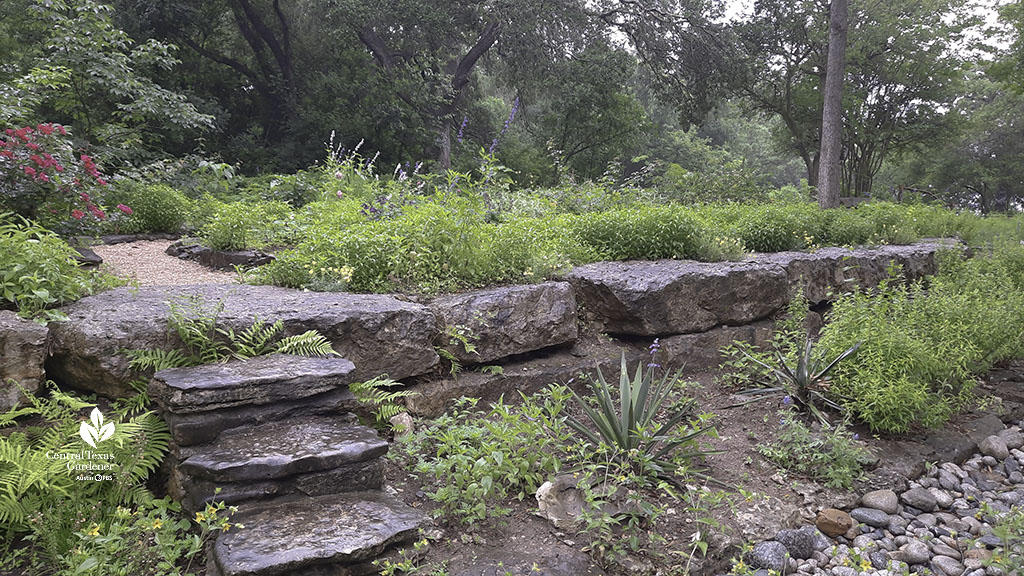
[274,331,338,357]
[221,317,283,360]
[349,377,419,425]
[126,349,194,373]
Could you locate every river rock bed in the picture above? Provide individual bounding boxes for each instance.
[733,425,1024,576]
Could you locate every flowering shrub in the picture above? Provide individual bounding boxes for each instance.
[0,124,122,235]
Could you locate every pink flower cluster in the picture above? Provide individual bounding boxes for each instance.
[0,123,125,225]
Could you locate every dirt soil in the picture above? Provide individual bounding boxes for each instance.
[382,363,1021,576]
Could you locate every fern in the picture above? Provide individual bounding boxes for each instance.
[273,330,338,358]
[349,377,419,425]
[125,348,193,373]
[219,317,283,359]
[0,385,171,530]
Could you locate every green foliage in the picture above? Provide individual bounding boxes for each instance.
[394,388,574,524]
[0,213,121,320]
[200,200,298,251]
[570,206,706,260]
[2,0,213,161]
[0,385,170,532]
[349,377,419,426]
[980,502,1024,574]
[566,355,719,479]
[758,412,869,489]
[818,247,1024,432]
[126,296,337,380]
[103,181,192,234]
[729,202,826,253]
[736,338,862,424]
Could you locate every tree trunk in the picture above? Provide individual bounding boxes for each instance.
[438,117,452,171]
[817,0,848,208]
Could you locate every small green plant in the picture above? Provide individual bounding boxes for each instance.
[480,365,504,376]
[349,376,419,426]
[395,387,574,523]
[758,412,869,489]
[434,324,479,376]
[56,497,238,576]
[735,337,861,424]
[373,537,431,575]
[980,502,1024,573]
[566,353,719,479]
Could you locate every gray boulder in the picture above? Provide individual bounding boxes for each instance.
[849,507,891,527]
[0,311,48,410]
[48,285,438,397]
[860,489,900,514]
[745,541,790,572]
[755,241,953,305]
[657,321,773,373]
[429,282,577,364]
[209,491,429,576]
[151,354,356,414]
[568,260,787,336]
[900,487,938,512]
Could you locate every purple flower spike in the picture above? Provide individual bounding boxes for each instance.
[782,395,792,405]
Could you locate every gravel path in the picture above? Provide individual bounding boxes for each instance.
[92,240,237,286]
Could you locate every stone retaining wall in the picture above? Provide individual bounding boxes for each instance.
[2,240,960,409]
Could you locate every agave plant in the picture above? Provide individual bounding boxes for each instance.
[737,337,862,423]
[566,353,719,478]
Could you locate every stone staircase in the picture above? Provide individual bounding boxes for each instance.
[149,353,429,576]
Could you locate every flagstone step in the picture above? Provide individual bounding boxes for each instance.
[171,416,387,511]
[208,491,430,576]
[150,353,357,414]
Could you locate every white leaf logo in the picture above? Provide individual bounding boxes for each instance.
[79,408,115,448]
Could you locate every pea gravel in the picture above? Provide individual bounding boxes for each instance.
[92,240,237,286]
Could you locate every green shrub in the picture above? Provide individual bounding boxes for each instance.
[732,203,826,252]
[571,205,707,260]
[0,213,121,319]
[200,200,298,251]
[104,180,192,234]
[236,170,331,208]
[818,248,1024,432]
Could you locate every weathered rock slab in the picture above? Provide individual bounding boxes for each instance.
[48,285,438,397]
[657,321,773,373]
[151,354,356,414]
[0,311,48,410]
[406,337,645,418]
[568,260,787,336]
[163,387,358,447]
[177,417,387,482]
[173,459,385,513]
[429,282,577,364]
[755,241,956,304]
[209,491,429,576]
